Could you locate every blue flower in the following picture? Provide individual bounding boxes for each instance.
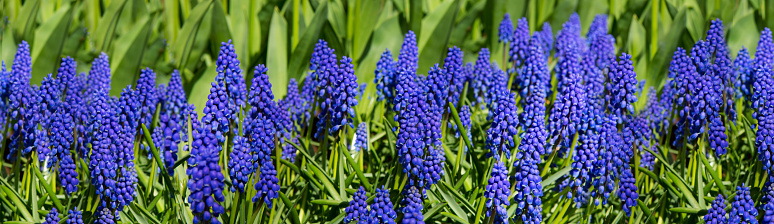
[135,68,158,132]
[485,85,518,160]
[157,70,190,174]
[591,115,623,205]
[705,195,728,224]
[67,208,84,224]
[202,80,234,145]
[44,208,60,224]
[536,22,553,59]
[345,187,369,223]
[472,48,492,108]
[229,136,252,192]
[86,53,112,98]
[555,13,581,71]
[369,186,397,224]
[568,114,598,206]
[253,161,280,208]
[587,14,609,40]
[668,48,698,146]
[375,49,397,102]
[517,35,550,100]
[729,185,758,224]
[707,20,736,123]
[330,56,359,134]
[8,41,36,160]
[448,105,472,151]
[401,186,425,224]
[353,122,368,151]
[95,207,117,224]
[397,31,419,74]
[735,47,753,103]
[763,180,774,223]
[755,28,774,122]
[498,13,513,43]
[756,65,774,176]
[548,50,586,158]
[89,95,119,209]
[216,40,248,110]
[59,150,79,195]
[283,78,306,128]
[396,87,425,185]
[444,46,465,108]
[485,161,511,224]
[617,167,638,216]
[606,53,639,124]
[513,157,543,224]
[282,136,298,163]
[187,121,226,224]
[509,17,530,68]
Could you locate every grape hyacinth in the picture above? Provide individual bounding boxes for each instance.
[95,207,117,224]
[282,136,299,163]
[498,13,513,43]
[606,53,639,124]
[548,54,586,158]
[86,52,112,97]
[187,121,226,224]
[229,136,252,192]
[485,86,518,160]
[472,48,492,108]
[517,35,550,99]
[704,195,728,224]
[401,186,425,224]
[509,17,530,69]
[344,187,369,223]
[736,47,753,103]
[444,46,465,108]
[44,208,60,224]
[513,157,543,224]
[253,161,280,208]
[729,185,758,224]
[591,115,623,205]
[536,22,553,58]
[353,122,368,151]
[369,186,397,224]
[485,161,511,224]
[67,209,84,224]
[754,28,774,115]
[8,41,36,160]
[135,68,158,135]
[245,64,281,208]
[617,167,638,216]
[375,49,397,102]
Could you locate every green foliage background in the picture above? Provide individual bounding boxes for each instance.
[2,0,774,223]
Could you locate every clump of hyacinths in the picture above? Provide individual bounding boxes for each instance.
[9,10,774,224]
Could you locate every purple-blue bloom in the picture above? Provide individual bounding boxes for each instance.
[67,208,84,224]
[368,186,397,224]
[606,53,638,124]
[229,136,252,192]
[617,167,638,216]
[509,17,530,69]
[8,41,36,160]
[344,187,369,223]
[401,186,425,224]
[353,122,368,151]
[43,208,60,224]
[485,161,511,224]
[187,119,226,224]
[375,49,397,102]
[498,13,513,43]
[705,195,728,224]
[729,185,758,224]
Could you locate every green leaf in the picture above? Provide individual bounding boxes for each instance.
[287,1,328,81]
[417,0,459,73]
[93,0,128,51]
[1,185,32,222]
[267,8,289,98]
[172,0,214,75]
[2,21,18,67]
[208,0,232,57]
[279,192,301,224]
[669,207,707,215]
[11,0,40,43]
[109,16,151,96]
[352,0,383,62]
[436,183,469,221]
[29,4,73,83]
[440,212,470,224]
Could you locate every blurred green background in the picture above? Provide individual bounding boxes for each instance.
[0,0,771,110]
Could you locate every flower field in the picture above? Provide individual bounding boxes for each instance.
[3,0,774,224]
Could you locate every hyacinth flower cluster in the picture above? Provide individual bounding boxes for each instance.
[554,13,582,90]
[705,195,728,223]
[498,13,514,44]
[67,209,84,224]
[306,40,359,139]
[353,122,368,151]
[392,31,419,124]
[244,64,280,207]
[472,48,493,109]
[344,187,369,223]
[43,208,60,224]
[449,105,472,152]
[729,185,758,224]
[444,46,465,108]
[485,161,511,224]
[485,81,518,160]
[736,47,753,104]
[202,41,247,145]
[187,116,226,224]
[8,41,36,160]
[401,186,425,224]
[156,70,191,174]
[755,29,774,175]
[375,50,397,102]
[509,17,530,70]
